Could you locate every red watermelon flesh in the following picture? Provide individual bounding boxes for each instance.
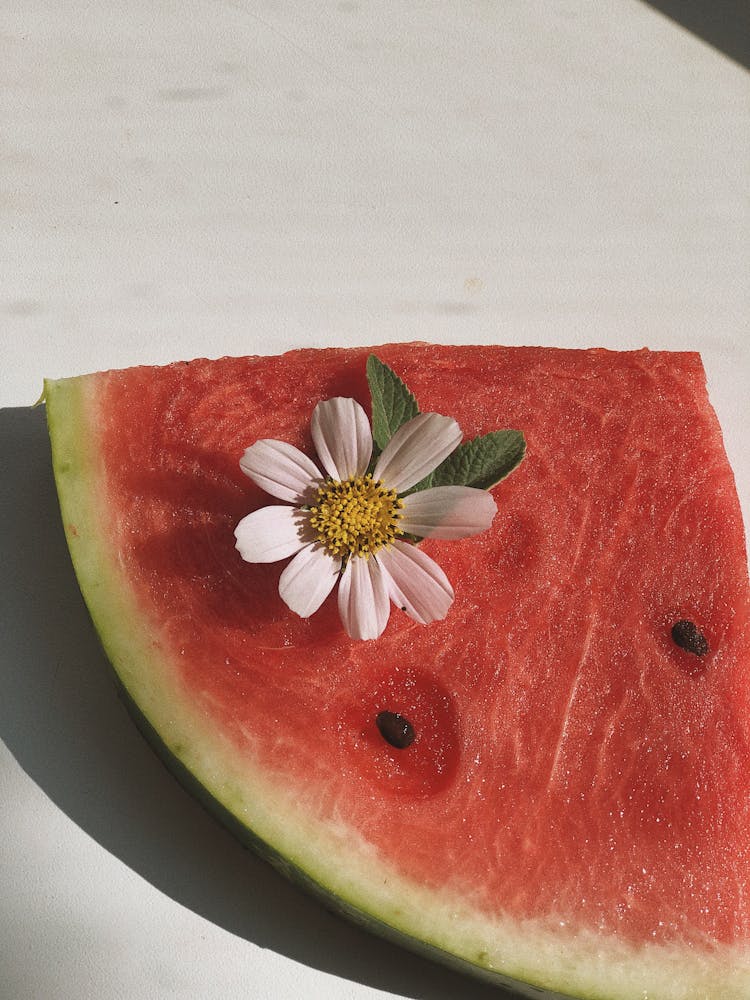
[45,343,750,998]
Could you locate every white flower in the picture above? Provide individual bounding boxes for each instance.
[234,397,497,641]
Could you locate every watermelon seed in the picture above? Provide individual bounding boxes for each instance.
[671,620,709,657]
[376,711,415,749]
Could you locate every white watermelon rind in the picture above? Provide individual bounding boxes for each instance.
[44,371,750,1000]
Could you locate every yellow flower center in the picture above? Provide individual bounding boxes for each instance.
[309,475,404,558]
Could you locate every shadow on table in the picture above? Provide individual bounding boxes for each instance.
[0,405,527,1000]
[640,0,750,70]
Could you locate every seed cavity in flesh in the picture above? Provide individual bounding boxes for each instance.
[376,711,416,749]
[671,619,709,657]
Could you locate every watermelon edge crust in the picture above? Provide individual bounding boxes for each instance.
[101,680,580,1000]
[43,351,750,1000]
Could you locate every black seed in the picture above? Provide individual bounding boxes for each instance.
[671,620,709,657]
[376,711,415,749]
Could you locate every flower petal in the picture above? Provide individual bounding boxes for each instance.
[311,397,373,480]
[400,486,497,539]
[378,540,454,625]
[279,544,341,618]
[240,439,322,503]
[235,506,309,563]
[338,556,390,640]
[373,413,462,493]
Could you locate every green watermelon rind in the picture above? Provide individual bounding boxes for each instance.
[43,371,750,1000]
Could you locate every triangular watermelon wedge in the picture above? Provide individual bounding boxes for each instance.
[44,343,750,999]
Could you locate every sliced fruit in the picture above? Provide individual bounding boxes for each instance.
[45,344,750,999]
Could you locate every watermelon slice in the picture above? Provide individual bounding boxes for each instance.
[44,343,750,1000]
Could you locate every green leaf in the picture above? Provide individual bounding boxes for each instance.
[416,429,526,492]
[366,355,419,452]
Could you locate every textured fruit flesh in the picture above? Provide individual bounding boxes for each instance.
[75,344,750,950]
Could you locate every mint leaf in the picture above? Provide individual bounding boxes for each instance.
[366,355,419,452]
[418,430,526,492]
[364,355,525,494]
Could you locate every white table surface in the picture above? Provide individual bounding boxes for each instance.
[2,3,748,999]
